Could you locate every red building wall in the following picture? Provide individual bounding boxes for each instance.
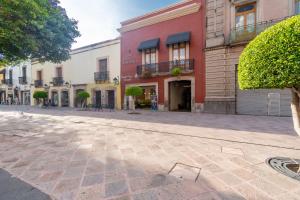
[120,0,206,108]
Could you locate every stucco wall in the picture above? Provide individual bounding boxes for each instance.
[120,0,206,108]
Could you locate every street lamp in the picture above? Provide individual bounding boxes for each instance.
[113,76,120,86]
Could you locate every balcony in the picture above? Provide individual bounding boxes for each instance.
[230,16,292,44]
[52,77,64,86]
[5,79,13,86]
[136,59,194,78]
[94,71,109,82]
[19,77,27,85]
[34,80,43,88]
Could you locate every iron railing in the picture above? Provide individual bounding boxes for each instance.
[34,80,43,88]
[19,77,27,85]
[136,59,194,78]
[94,71,109,81]
[53,77,64,86]
[230,16,293,44]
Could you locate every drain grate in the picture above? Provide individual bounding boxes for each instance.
[266,157,300,181]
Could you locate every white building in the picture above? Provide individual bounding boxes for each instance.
[0,61,32,105]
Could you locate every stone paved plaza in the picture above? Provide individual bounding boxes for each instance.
[0,106,299,200]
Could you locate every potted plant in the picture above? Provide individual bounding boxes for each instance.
[76,91,90,109]
[125,86,143,114]
[33,91,48,107]
[171,67,182,76]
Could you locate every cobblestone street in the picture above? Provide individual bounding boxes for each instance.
[0,106,299,200]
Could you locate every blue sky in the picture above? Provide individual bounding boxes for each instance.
[60,0,180,48]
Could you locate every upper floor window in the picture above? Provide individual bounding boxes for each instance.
[9,69,13,80]
[172,43,186,61]
[56,67,62,77]
[22,66,26,78]
[296,0,300,14]
[37,70,42,80]
[145,49,156,64]
[99,58,108,72]
[235,3,256,32]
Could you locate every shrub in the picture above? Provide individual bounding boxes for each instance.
[171,67,182,76]
[239,15,300,135]
[33,91,48,99]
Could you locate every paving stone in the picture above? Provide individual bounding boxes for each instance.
[105,180,128,198]
[82,173,104,187]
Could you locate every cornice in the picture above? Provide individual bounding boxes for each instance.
[119,3,201,33]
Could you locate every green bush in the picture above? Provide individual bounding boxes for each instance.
[33,91,48,99]
[171,67,182,76]
[125,86,143,97]
[77,91,90,100]
[239,15,300,90]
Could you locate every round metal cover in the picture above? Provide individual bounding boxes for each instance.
[266,157,300,181]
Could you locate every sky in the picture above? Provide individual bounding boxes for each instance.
[59,0,181,49]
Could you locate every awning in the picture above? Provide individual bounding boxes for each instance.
[166,32,191,46]
[138,38,160,51]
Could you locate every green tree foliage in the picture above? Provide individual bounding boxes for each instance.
[77,91,90,100]
[239,15,300,89]
[0,0,80,65]
[33,91,48,99]
[77,91,90,108]
[239,15,300,135]
[125,86,143,97]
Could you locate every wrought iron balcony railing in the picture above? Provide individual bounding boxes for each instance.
[136,59,194,78]
[94,71,109,81]
[19,77,27,85]
[5,79,13,86]
[34,80,43,88]
[52,77,64,86]
[230,16,293,44]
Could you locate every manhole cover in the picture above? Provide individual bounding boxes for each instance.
[168,163,201,182]
[266,157,300,181]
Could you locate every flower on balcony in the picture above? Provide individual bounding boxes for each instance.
[171,67,182,76]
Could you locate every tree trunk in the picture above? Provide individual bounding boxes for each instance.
[291,88,300,136]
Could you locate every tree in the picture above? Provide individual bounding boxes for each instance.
[239,15,300,135]
[125,86,143,111]
[77,91,90,108]
[33,91,48,106]
[0,0,80,65]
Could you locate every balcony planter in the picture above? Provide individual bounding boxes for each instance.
[171,67,182,77]
[142,69,152,78]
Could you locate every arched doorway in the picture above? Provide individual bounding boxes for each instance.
[61,91,69,107]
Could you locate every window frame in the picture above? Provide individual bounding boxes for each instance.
[172,43,187,61]
[98,58,108,72]
[235,2,257,29]
[144,48,157,65]
[56,67,62,77]
[37,70,42,81]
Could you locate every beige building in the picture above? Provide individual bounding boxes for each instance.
[31,38,121,109]
[204,0,300,116]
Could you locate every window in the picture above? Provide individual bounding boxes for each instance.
[296,0,300,14]
[172,43,186,61]
[22,66,26,78]
[9,69,13,80]
[56,67,62,77]
[37,70,42,80]
[235,3,256,32]
[99,59,108,72]
[145,49,156,64]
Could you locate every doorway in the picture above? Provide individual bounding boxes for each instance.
[51,91,59,106]
[95,91,101,108]
[61,91,69,107]
[107,90,115,109]
[169,80,191,112]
